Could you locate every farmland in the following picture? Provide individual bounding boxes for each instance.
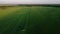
[0,6,60,34]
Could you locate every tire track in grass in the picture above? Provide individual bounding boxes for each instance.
[14,8,32,34]
[2,7,31,34]
[10,8,32,34]
[19,8,31,34]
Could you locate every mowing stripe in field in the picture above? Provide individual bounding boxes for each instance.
[0,7,32,34]
[0,6,60,34]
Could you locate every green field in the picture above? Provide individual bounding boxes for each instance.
[0,6,60,34]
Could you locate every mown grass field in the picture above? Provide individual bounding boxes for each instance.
[0,6,60,34]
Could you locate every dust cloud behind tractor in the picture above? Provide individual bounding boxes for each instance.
[0,0,60,4]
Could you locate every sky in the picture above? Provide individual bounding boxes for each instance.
[0,0,60,4]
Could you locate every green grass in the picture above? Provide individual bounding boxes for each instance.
[0,6,60,34]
